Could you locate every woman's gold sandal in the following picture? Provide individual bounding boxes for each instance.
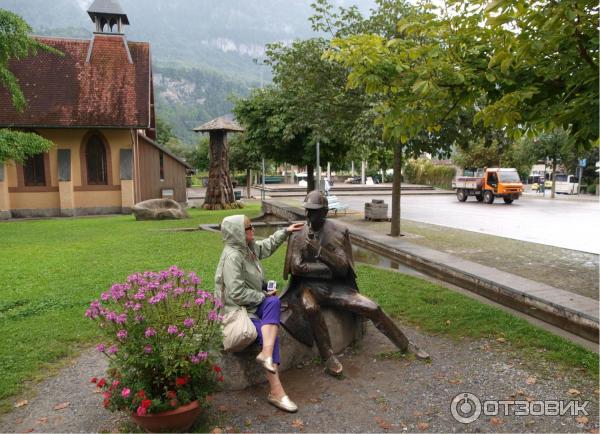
[268,394,298,412]
[256,353,277,373]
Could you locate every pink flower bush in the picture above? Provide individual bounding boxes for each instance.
[87,266,223,415]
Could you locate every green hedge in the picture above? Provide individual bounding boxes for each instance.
[404,159,455,189]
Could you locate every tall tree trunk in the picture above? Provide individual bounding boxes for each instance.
[307,163,315,192]
[203,131,239,210]
[390,142,402,237]
[551,159,557,199]
[246,168,251,198]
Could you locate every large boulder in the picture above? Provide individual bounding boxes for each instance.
[217,308,364,391]
[131,198,189,221]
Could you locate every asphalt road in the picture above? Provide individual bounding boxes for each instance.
[340,193,600,254]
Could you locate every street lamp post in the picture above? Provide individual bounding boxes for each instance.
[316,140,321,192]
[261,158,266,201]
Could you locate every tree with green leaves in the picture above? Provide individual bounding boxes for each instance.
[327,2,482,235]
[0,9,61,163]
[325,0,598,232]
[519,128,578,198]
[234,41,357,194]
[187,136,210,172]
[461,0,598,146]
[228,133,263,199]
[233,86,311,184]
[155,116,175,145]
[451,137,536,182]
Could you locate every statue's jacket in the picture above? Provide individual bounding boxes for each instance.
[281,219,358,346]
[215,214,287,318]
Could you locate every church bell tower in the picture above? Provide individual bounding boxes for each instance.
[87,0,130,34]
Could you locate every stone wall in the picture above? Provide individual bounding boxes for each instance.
[261,200,304,221]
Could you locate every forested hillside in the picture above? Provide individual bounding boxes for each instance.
[154,66,254,143]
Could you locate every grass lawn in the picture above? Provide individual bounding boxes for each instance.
[0,206,597,411]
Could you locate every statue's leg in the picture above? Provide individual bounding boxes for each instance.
[325,291,430,360]
[301,287,343,375]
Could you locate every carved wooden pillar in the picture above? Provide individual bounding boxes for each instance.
[203,131,236,210]
[193,117,244,210]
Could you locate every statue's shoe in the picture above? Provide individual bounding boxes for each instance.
[409,342,430,360]
[325,355,343,376]
[256,353,277,373]
[268,394,298,413]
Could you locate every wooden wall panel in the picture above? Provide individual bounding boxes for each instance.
[137,138,187,203]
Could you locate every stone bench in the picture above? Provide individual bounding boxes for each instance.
[217,308,364,391]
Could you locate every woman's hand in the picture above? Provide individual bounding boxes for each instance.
[286,222,305,233]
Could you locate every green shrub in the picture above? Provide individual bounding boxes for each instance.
[403,159,455,189]
[586,183,597,195]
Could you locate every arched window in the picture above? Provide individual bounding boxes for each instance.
[86,135,108,185]
[23,153,46,186]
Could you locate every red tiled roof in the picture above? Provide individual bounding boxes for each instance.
[0,35,151,128]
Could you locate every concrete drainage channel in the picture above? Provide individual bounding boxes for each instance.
[259,199,599,344]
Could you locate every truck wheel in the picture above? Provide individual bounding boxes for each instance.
[475,194,484,202]
[483,190,494,204]
[456,189,467,202]
[503,198,514,204]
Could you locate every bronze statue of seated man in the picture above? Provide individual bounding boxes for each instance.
[280,190,429,376]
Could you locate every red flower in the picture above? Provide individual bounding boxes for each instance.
[213,365,222,373]
[141,399,152,409]
[102,392,111,399]
[218,375,224,382]
[136,390,146,398]
[97,378,106,388]
[136,405,147,416]
[175,376,188,386]
[103,398,110,409]
[110,380,120,390]
[166,390,177,399]
[170,399,178,408]
[90,377,98,383]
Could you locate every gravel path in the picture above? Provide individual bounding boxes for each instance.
[1,324,597,433]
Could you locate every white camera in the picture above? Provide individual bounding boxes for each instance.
[267,280,277,291]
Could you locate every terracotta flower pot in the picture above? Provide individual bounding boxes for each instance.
[131,400,201,433]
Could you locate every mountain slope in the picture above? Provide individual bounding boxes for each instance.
[154,66,254,142]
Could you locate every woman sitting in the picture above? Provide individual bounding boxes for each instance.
[215,215,303,412]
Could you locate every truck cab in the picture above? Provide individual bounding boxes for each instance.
[483,168,523,203]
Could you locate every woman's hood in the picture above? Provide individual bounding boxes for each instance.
[221,215,247,250]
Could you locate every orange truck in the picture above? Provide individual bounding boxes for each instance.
[452,168,524,204]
